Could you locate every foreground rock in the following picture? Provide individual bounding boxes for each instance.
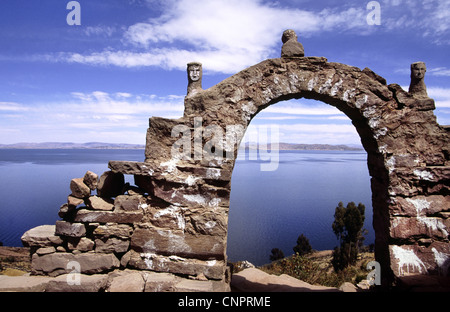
[231,268,341,292]
[0,269,229,292]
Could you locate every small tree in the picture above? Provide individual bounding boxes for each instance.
[331,201,366,271]
[270,248,285,261]
[293,234,312,256]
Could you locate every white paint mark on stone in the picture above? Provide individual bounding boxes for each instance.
[355,94,368,108]
[154,206,186,230]
[413,169,434,181]
[319,78,332,94]
[406,198,430,214]
[342,88,356,101]
[160,158,179,175]
[374,127,387,139]
[205,221,217,229]
[140,252,156,269]
[206,168,221,179]
[185,175,199,186]
[392,245,427,275]
[208,198,221,208]
[369,117,380,129]
[419,217,448,237]
[307,77,317,91]
[183,194,207,205]
[432,248,450,275]
[405,197,448,237]
[330,79,343,96]
[378,144,388,154]
[169,255,186,262]
[139,203,149,210]
[386,156,396,174]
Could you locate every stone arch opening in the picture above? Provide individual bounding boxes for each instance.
[226,98,375,266]
[210,61,393,284]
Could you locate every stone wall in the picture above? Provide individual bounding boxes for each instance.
[22,169,230,291]
[21,30,449,290]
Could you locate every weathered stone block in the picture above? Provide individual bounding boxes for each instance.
[107,270,145,292]
[97,171,125,198]
[21,225,62,248]
[122,250,226,280]
[130,226,226,260]
[67,195,84,208]
[74,209,143,224]
[109,160,158,176]
[67,237,95,252]
[186,208,228,236]
[0,275,54,292]
[36,246,56,256]
[95,237,130,254]
[93,223,133,239]
[86,195,115,211]
[55,220,86,238]
[70,178,91,199]
[143,271,178,292]
[31,252,120,277]
[151,177,229,208]
[45,274,108,292]
[391,216,448,240]
[390,195,450,217]
[114,194,144,211]
[147,205,186,231]
[174,278,230,292]
[390,242,450,277]
[83,171,99,191]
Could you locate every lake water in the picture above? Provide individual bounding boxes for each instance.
[0,149,374,266]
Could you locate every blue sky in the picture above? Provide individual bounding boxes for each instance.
[0,0,449,146]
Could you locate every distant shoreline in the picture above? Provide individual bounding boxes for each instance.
[0,142,363,151]
[0,142,145,150]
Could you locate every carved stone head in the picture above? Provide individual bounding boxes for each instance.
[411,62,427,81]
[187,62,203,96]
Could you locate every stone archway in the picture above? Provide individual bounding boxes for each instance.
[23,31,449,291]
[137,43,449,288]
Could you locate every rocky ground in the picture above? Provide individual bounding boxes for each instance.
[0,246,31,276]
[0,246,372,292]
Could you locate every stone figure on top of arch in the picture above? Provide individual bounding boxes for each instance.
[408,61,435,110]
[187,62,203,96]
[281,29,305,58]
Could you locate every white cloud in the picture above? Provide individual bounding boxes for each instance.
[244,122,361,145]
[64,0,368,73]
[264,103,346,116]
[428,67,450,77]
[0,102,29,112]
[428,87,450,109]
[381,0,450,44]
[0,92,185,144]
